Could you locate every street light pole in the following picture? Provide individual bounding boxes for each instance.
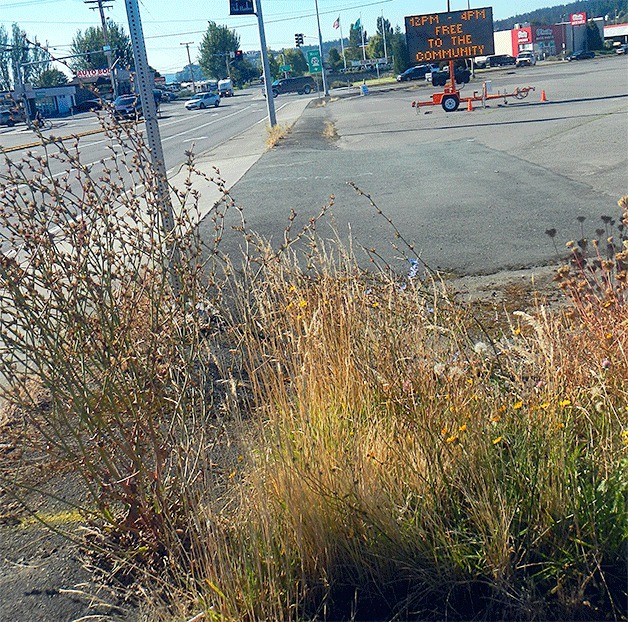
[313,0,328,96]
[255,0,277,127]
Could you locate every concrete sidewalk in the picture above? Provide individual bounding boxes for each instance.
[168,97,313,221]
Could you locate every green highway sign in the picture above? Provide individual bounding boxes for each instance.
[280,64,291,72]
[307,50,322,74]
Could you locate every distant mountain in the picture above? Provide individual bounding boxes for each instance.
[494,0,627,29]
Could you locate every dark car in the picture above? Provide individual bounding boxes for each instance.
[0,108,16,127]
[74,98,103,113]
[430,66,471,87]
[567,50,595,61]
[268,76,316,97]
[114,94,142,118]
[485,54,516,68]
[396,64,439,82]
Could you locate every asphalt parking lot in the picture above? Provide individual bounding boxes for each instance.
[204,57,627,276]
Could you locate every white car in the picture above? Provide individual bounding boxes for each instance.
[185,92,220,110]
[516,51,537,67]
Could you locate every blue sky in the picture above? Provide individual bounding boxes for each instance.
[2,0,562,75]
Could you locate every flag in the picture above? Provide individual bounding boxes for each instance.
[333,16,340,29]
[352,18,361,30]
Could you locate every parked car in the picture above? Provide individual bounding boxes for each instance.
[113,94,142,118]
[396,64,439,82]
[0,108,16,127]
[566,50,595,61]
[267,76,316,97]
[516,51,537,67]
[616,43,628,54]
[184,91,221,110]
[74,98,103,113]
[429,66,471,87]
[485,54,516,67]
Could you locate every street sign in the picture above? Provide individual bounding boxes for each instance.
[405,7,494,64]
[280,64,291,72]
[230,0,255,16]
[307,50,322,74]
[570,12,587,26]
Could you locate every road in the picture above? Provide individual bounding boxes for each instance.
[0,86,286,176]
[208,56,628,276]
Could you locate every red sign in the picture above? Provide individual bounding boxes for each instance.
[570,12,587,26]
[513,27,531,43]
[76,68,110,78]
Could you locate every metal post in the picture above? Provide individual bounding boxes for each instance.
[382,11,388,63]
[124,0,180,295]
[180,42,196,92]
[255,0,277,127]
[313,0,328,96]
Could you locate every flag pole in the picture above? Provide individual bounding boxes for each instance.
[360,13,366,61]
[339,18,347,70]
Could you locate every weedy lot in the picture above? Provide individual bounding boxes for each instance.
[0,58,627,622]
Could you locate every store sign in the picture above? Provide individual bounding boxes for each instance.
[514,28,531,43]
[405,8,495,63]
[76,68,110,78]
[570,12,587,26]
[535,28,554,41]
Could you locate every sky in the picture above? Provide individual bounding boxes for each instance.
[1,0,564,76]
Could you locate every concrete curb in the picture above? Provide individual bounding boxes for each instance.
[0,127,105,154]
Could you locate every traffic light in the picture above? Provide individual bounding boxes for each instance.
[235,49,243,61]
[295,33,304,47]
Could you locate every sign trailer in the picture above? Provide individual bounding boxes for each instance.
[405,7,540,112]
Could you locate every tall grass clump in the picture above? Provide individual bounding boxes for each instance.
[0,119,625,621]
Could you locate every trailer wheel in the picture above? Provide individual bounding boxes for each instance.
[441,94,460,112]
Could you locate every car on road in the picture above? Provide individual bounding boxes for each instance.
[0,108,16,127]
[114,94,142,118]
[566,50,595,61]
[485,54,516,68]
[267,76,316,97]
[516,51,537,67]
[396,64,439,82]
[74,98,103,113]
[184,91,221,110]
[616,43,628,54]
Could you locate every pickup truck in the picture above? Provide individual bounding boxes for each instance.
[516,51,537,67]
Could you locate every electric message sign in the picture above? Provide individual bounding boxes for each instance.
[405,8,495,64]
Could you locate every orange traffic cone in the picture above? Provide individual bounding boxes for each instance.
[467,98,473,112]
[540,89,547,102]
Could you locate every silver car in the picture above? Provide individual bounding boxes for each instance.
[185,92,220,110]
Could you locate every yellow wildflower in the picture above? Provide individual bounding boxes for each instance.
[492,436,503,445]
[298,299,307,308]
[446,435,459,444]
[559,399,571,407]
[513,401,523,410]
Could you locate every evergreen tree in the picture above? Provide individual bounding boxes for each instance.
[586,21,604,50]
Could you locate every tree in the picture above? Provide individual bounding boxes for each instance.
[70,23,133,72]
[586,21,604,50]
[198,22,239,80]
[230,53,257,87]
[34,67,68,87]
[367,34,383,59]
[391,27,410,74]
[0,25,11,91]
[10,24,31,86]
[282,48,308,76]
[28,43,52,87]
[327,47,342,71]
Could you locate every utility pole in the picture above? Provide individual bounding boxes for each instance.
[180,41,196,92]
[124,0,180,295]
[84,0,117,98]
